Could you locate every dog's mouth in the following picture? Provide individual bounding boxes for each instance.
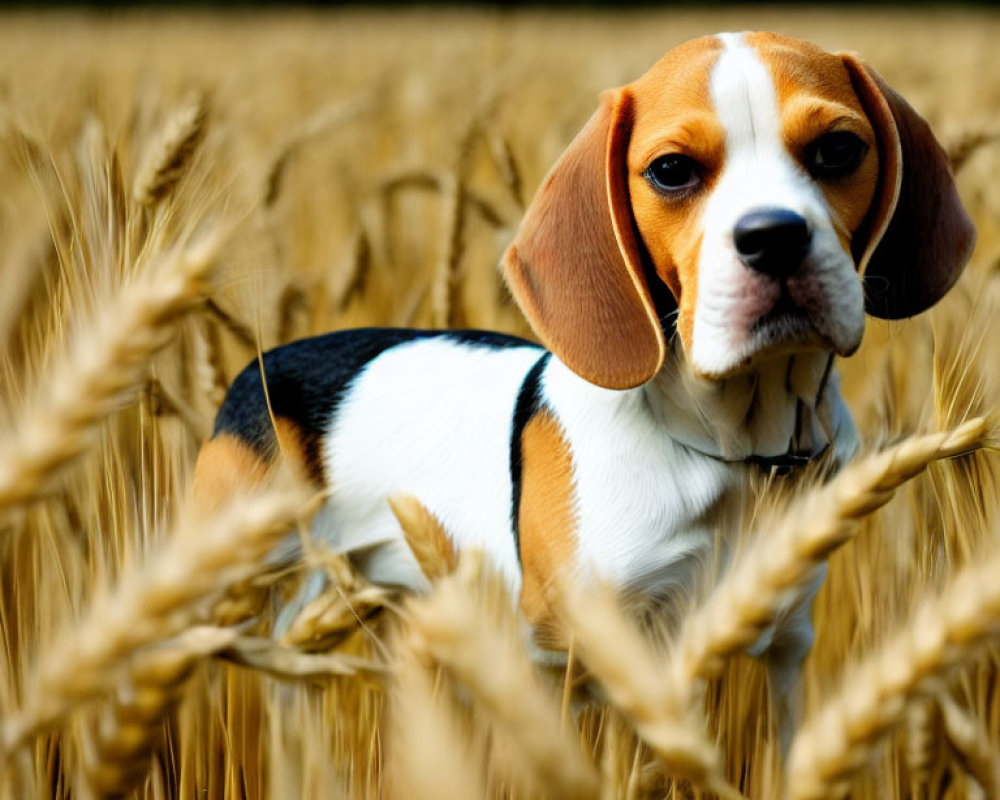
[689,263,865,381]
[746,289,828,356]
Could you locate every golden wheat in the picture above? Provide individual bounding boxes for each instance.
[673,417,994,692]
[1,8,999,800]
[1,482,315,759]
[133,97,208,208]
[937,692,1000,798]
[83,626,239,799]
[406,552,601,799]
[0,230,223,514]
[556,576,745,800]
[385,644,485,800]
[786,542,1000,799]
[387,493,457,581]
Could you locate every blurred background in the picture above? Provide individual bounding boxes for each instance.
[2,6,999,798]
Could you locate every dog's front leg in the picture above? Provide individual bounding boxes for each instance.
[753,564,826,755]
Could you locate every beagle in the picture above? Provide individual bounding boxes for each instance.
[195,31,974,707]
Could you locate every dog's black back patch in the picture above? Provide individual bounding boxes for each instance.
[213,327,538,477]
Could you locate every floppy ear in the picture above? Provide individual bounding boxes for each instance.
[841,53,976,320]
[502,89,665,390]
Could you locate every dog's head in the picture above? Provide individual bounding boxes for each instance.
[503,32,976,389]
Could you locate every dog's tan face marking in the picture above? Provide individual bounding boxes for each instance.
[748,33,879,249]
[627,37,724,352]
[627,32,880,377]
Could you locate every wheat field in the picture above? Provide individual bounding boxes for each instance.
[1,7,1000,799]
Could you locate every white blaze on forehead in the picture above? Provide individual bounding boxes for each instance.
[711,32,785,154]
[707,31,808,224]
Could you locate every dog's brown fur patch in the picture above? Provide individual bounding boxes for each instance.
[517,409,579,649]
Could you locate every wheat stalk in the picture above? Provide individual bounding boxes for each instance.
[407,551,600,800]
[0,229,223,515]
[556,575,744,800]
[218,634,385,681]
[0,481,316,759]
[431,170,466,329]
[672,417,994,694]
[786,544,1000,799]
[133,97,208,207]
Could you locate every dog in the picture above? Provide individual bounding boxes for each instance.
[194,31,974,735]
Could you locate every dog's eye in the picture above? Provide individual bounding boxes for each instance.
[808,131,867,178]
[645,154,701,192]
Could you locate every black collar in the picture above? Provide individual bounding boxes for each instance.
[744,450,821,476]
[703,444,830,477]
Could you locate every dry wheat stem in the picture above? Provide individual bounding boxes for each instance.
[673,417,993,692]
[786,544,1000,800]
[937,692,1000,798]
[431,171,466,329]
[0,482,315,760]
[407,552,600,800]
[263,94,374,206]
[217,634,385,681]
[133,97,208,206]
[556,576,745,800]
[204,297,256,347]
[0,230,223,515]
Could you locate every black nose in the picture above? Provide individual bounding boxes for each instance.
[733,209,812,278]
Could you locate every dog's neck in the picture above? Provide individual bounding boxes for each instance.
[642,346,857,464]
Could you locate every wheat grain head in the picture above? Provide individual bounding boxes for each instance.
[406,551,601,799]
[0,479,316,760]
[0,228,224,515]
[133,97,208,208]
[674,417,995,692]
[786,542,1000,799]
[556,574,744,800]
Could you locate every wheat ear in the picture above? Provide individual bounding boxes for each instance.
[407,551,600,799]
[556,575,744,800]
[937,692,1000,798]
[0,481,315,759]
[83,626,238,798]
[0,230,223,515]
[904,696,943,799]
[674,417,993,690]
[388,493,457,581]
[386,642,484,800]
[86,629,382,800]
[280,584,391,652]
[786,545,1000,800]
[133,97,208,206]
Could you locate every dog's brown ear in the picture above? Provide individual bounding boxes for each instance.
[502,89,665,389]
[842,53,976,320]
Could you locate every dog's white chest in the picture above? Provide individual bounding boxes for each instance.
[541,357,739,593]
